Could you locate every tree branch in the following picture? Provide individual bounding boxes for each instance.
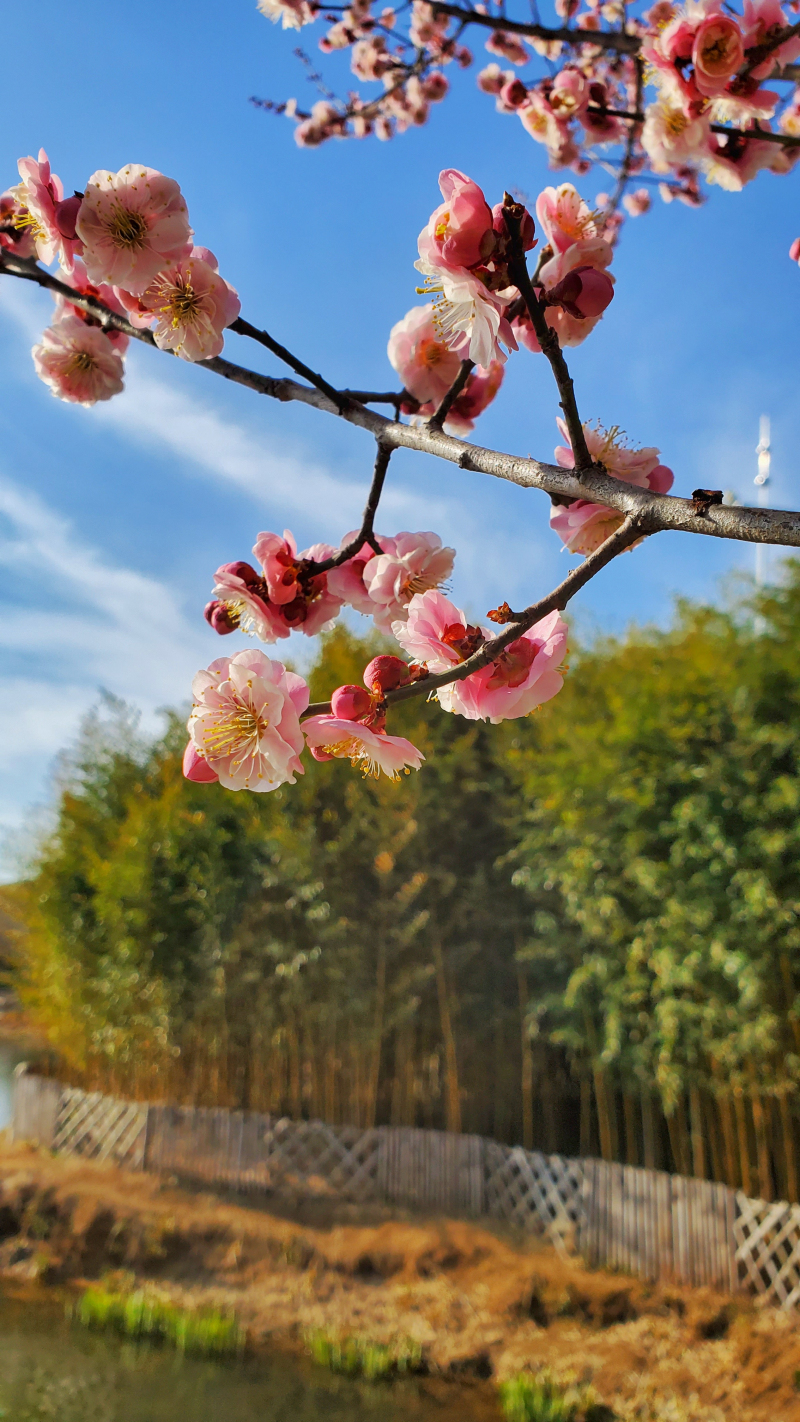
[740,17,800,81]
[5,253,800,549]
[306,443,393,572]
[428,2,641,53]
[229,316,353,414]
[502,195,593,472]
[427,359,474,431]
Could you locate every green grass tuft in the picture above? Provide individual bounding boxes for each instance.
[304,1329,424,1380]
[499,1370,615,1422]
[72,1282,245,1357]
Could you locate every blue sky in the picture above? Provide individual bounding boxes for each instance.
[1,0,798,873]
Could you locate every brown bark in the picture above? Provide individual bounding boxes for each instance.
[779,1089,798,1203]
[734,1087,753,1196]
[623,1091,638,1167]
[433,939,461,1133]
[518,968,534,1151]
[641,1089,657,1170]
[689,1085,706,1179]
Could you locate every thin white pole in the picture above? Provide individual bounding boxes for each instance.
[754,415,770,589]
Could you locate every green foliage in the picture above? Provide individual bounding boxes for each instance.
[305,1329,423,1379]
[73,1283,245,1356]
[499,1370,612,1422]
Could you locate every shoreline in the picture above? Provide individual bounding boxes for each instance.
[1,1136,800,1421]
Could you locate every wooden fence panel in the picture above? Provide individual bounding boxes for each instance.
[11,1070,60,1150]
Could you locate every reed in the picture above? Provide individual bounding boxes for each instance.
[73,1283,245,1357]
[304,1328,424,1380]
[499,1371,614,1422]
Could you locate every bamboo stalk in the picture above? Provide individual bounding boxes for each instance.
[580,1074,593,1158]
[623,1091,638,1166]
[593,1067,614,1162]
[641,1089,656,1170]
[689,1085,706,1180]
[734,1087,753,1196]
[518,968,534,1151]
[779,1087,798,1203]
[433,938,461,1133]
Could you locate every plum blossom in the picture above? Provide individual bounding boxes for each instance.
[135,247,241,361]
[361,531,456,633]
[32,315,124,406]
[302,715,425,778]
[642,101,712,171]
[791,237,800,264]
[536,183,601,253]
[0,189,37,260]
[186,650,308,791]
[11,150,82,270]
[550,418,674,554]
[692,13,745,96]
[417,168,496,273]
[703,128,799,189]
[393,590,567,722]
[485,29,531,65]
[53,259,130,351]
[743,0,800,79]
[75,165,192,295]
[513,193,615,352]
[257,0,316,28]
[209,534,344,642]
[387,304,504,432]
[623,188,653,217]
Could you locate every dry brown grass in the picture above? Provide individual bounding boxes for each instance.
[1,1134,799,1421]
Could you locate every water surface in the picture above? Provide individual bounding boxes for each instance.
[0,1288,498,1422]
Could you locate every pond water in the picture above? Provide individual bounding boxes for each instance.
[0,1288,499,1422]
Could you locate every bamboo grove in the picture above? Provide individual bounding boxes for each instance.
[6,563,800,1203]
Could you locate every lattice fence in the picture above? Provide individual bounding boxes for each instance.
[484,1142,584,1255]
[734,1192,800,1309]
[11,1070,800,1309]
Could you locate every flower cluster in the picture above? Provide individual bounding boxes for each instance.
[513,184,615,352]
[6,152,240,406]
[550,418,674,553]
[204,527,456,642]
[254,0,800,222]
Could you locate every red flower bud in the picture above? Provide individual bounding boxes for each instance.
[182,742,219,783]
[54,194,82,240]
[331,684,373,720]
[499,77,529,109]
[492,201,536,251]
[204,599,238,634]
[217,560,262,587]
[547,265,614,319]
[362,655,411,694]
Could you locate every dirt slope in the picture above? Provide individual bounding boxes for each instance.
[1,1134,799,1422]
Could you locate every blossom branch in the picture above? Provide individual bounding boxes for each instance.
[427,358,474,431]
[5,253,800,550]
[229,316,353,414]
[740,16,800,79]
[428,2,641,53]
[502,195,594,472]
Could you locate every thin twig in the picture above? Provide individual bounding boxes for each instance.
[229,316,352,413]
[710,123,800,148]
[427,359,474,432]
[599,56,645,224]
[307,443,393,572]
[502,195,593,472]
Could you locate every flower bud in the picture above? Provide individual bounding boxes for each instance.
[790,237,800,264]
[492,201,536,251]
[204,599,238,634]
[499,78,529,110]
[308,744,335,761]
[54,194,82,240]
[182,742,219,783]
[217,560,261,587]
[547,266,614,319]
[331,684,373,720]
[363,655,411,694]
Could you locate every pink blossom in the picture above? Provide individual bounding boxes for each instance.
[362,531,456,632]
[692,14,745,95]
[32,315,124,407]
[500,77,530,109]
[421,71,449,100]
[485,29,531,64]
[477,62,510,94]
[514,234,615,352]
[11,150,82,270]
[536,184,600,254]
[209,561,288,642]
[743,0,800,78]
[641,100,712,171]
[75,164,193,296]
[135,246,241,361]
[183,742,219,783]
[791,237,800,263]
[326,532,395,614]
[704,128,797,189]
[546,265,615,319]
[547,68,590,119]
[302,715,424,778]
[352,35,395,79]
[0,189,37,260]
[393,590,567,722]
[252,530,344,635]
[53,259,130,352]
[417,169,496,274]
[386,303,504,431]
[550,419,674,554]
[187,650,308,792]
[623,187,653,216]
[257,0,316,28]
[330,684,375,720]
